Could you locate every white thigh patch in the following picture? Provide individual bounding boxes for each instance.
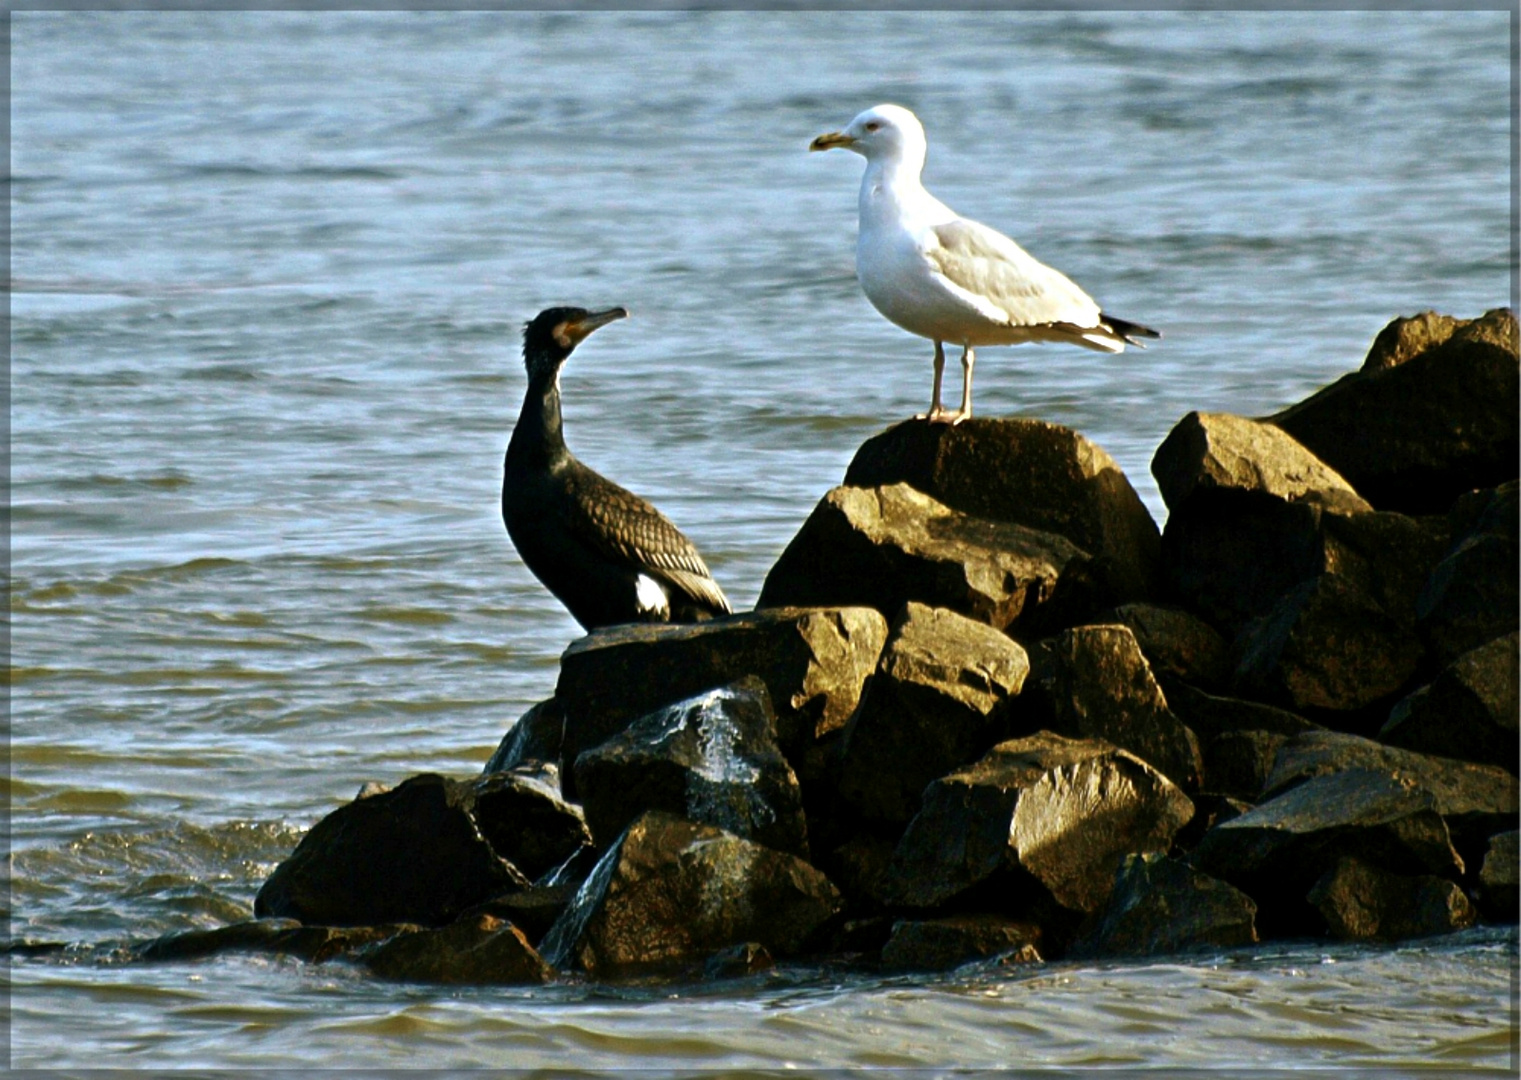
[634,574,669,617]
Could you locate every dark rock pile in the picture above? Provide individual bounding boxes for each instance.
[142,309,1519,983]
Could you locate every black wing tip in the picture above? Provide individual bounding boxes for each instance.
[1102,312,1162,345]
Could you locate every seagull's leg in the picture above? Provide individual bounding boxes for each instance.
[942,345,975,425]
[916,340,947,421]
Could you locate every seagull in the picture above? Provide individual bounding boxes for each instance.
[502,306,732,631]
[810,103,1159,424]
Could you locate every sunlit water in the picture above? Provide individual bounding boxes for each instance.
[10,10,1516,1070]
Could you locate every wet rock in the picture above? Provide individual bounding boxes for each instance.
[472,766,592,883]
[1152,411,1371,515]
[255,773,528,927]
[365,913,552,984]
[843,417,1162,602]
[1270,308,1520,514]
[1097,604,1233,692]
[484,698,565,774]
[555,606,887,781]
[135,919,411,965]
[1231,573,1423,723]
[1307,856,1476,942]
[1073,853,1258,957]
[1381,633,1519,771]
[1417,483,1519,666]
[1260,730,1520,857]
[880,914,1043,972]
[540,811,842,978]
[756,483,1090,636]
[1026,624,1202,791]
[885,732,1194,915]
[1203,729,1291,802]
[1159,679,1318,742]
[1192,768,1464,935]
[573,678,808,858]
[1476,831,1518,922]
[822,834,896,909]
[704,941,774,979]
[456,884,575,945]
[837,603,1029,827]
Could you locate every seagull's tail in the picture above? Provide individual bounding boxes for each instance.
[1100,313,1162,348]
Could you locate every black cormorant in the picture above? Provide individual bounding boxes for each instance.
[502,306,732,631]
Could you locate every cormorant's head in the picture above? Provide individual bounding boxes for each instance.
[522,306,629,381]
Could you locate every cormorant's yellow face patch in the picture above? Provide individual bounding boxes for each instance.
[552,321,578,349]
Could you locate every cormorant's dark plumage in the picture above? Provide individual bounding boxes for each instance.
[502,306,732,631]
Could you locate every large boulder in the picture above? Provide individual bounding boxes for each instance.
[254,774,528,927]
[843,418,1162,602]
[884,732,1194,916]
[879,915,1043,972]
[1073,853,1258,958]
[538,811,841,978]
[572,678,808,858]
[554,606,887,788]
[1097,603,1233,692]
[364,913,553,984]
[756,483,1091,636]
[1416,482,1519,666]
[1269,308,1519,513]
[1152,411,1371,515]
[1475,831,1519,922]
[837,603,1030,828]
[135,920,409,965]
[1025,624,1202,791]
[1159,679,1318,742]
[1305,856,1476,942]
[1381,633,1519,771]
[1361,310,1503,373]
[483,699,565,775]
[1231,573,1423,724]
[1192,768,1465,935]
[471,766,593,883]
[1317,509,1453,628]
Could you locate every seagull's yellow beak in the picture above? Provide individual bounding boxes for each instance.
[809,131,855,152]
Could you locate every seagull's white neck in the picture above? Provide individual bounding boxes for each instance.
[858,146,953,232]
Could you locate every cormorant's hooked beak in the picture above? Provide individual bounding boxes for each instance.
[809,131,855,152]
[556,306,629,349]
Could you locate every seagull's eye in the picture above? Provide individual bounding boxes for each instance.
[864,122,880,132]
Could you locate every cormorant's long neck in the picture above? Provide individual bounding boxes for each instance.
[506,368,570,471]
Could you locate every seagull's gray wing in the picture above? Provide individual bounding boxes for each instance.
[924,218,1105,331]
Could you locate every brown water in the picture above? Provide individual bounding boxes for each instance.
[10,10,1516,1070]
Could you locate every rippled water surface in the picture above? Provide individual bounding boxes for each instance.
[10,10,1516,1070]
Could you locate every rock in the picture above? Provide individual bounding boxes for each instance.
[471,766,593,882]
[1159,679,1318,742]
[1476,831,1518,922]
[135,919,411,965]
[1232,574,1423,723]
[572,678,809,858]
[1073,853,1258,957]
[365,913,552,984]
[1097,604,1233,692]
[1306,856,1476,941]
[1381,633,1519,771]
[1152,411,1372,515]
[1159,492,1328,636]
[885,731,1194,915]
[1318,509,1453,628]
[822,834,896,908]
[837,603,1030,827]
[1417,483,1519,666]
[539,811,842,978]
[555,606,887,783]
[1270,308,1520,514]
[1362,310,1475,372]
[843,417,1162,602]
[1192,768,1464,936]
[880,914,1043,971]
[1025,625,1202,790]
[1203,729,1291,802]
[457,884,575,945]
[255,773,528,927]
[484,698,565,774]
[1260,730,1520,858]
[704,942,775,979]
[1174,793,1254,853]
[756,483,1091,636]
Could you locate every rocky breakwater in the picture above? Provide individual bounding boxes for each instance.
[139,309,1517,983]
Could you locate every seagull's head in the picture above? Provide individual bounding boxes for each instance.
[809,104,927,165]
[521,305,628,381]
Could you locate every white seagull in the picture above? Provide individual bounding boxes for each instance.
[810,103,1158,424]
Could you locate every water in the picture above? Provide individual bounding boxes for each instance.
[9,10,1516,1070]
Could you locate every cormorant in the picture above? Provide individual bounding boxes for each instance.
[810,104,1159,424]
[502,306,732,631]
